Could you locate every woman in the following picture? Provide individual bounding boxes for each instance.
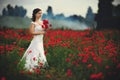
[18,8,49,72]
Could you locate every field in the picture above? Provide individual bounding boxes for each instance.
[0,27,120,80]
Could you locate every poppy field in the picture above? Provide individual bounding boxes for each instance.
[0,27,120,80]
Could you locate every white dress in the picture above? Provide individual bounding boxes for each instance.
[18,21,49,72]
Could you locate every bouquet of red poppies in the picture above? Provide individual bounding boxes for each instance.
[42,19,52,30]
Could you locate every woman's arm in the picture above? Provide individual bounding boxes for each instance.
[29,23,45,35]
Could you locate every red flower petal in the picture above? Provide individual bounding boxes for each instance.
[33,57,36,61]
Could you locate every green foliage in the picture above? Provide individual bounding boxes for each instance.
[0,28,120,80]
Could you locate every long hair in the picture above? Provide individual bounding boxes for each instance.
[31,8,41,22]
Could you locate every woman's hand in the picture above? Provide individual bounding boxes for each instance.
[48,26,52,29]
[41,30,46,34]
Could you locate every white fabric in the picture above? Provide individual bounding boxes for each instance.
[19,21,48,72]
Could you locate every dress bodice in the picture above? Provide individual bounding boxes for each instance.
[31,21,44,32]
[31,21,44,42]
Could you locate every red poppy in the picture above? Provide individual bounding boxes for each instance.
[44,24,48,29]
[46,74,51,78]
[1,77,6,80]
[19,70,24,74]
[49,24,52,27]
[42,25,45,28]
[42,19,52,29]
[105,65,110,69]
[33,57,36,61]
[66,58,70,62]
[90,72,103,79]
[43,19,49,24]
[82,59,87,63]
[116,63,120,69]
[67,69,72,77]
[19,48,24,51]
[39,62,43,67]
[27,71,32,75]
[87,64,92,68]
[44,51,47,55]
[34,68,40,74]
[28,50,32,54]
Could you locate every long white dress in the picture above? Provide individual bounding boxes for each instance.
[18,21,49,72]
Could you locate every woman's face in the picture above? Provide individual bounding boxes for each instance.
[35,10,42,19]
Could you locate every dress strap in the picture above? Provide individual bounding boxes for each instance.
[31,22,36,28]
[31,21,35,24]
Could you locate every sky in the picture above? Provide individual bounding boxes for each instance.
[0,0,120,18]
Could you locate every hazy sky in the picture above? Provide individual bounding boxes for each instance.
[0,0,119,18]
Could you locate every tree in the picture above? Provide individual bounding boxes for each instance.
[7,4,15,16]
[54,13,65,20]
[2,4,27,17]
[2,8,8,16]
[113,5,120,17]
[95,0,114,30]
[46,6,54,19]
[86,6,95,22]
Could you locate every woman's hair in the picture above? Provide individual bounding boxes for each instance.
[31,8,42,22]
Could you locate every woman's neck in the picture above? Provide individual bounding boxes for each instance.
[35,19,39,22]
[35,18,42,24]
[35,18,41,22]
